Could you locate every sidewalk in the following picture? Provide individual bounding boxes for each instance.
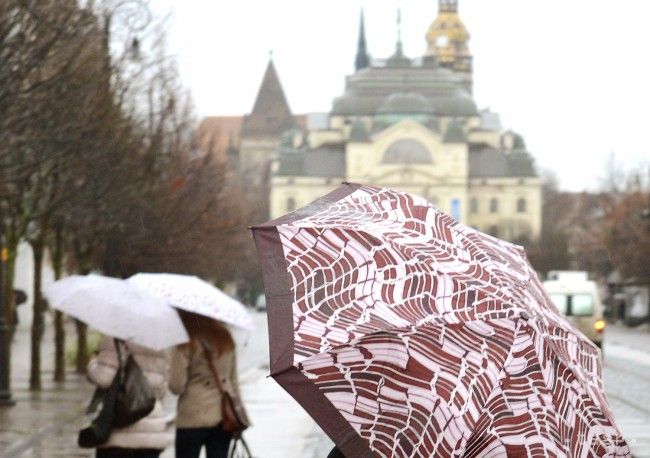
[0,318,94,457]
[1,312,332,457]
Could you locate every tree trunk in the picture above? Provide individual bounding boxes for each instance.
[52,227,65,382]
[1,239,19,390]
[30,237,45,391]
[3,240,18,327]
[75,319,88,374]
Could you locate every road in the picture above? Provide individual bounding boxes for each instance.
[602,323,650,457]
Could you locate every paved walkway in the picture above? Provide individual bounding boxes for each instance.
[0,317,94,457]
[0,312,331,458]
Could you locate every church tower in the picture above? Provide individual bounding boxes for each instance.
[424,0,473,92]
[239,57,297,185]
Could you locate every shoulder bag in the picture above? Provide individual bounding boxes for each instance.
[78,339,157,447]
[199,339,252,458]
[111,339,157,428]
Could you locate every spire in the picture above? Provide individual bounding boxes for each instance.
[241,57,296,137]
[355,8,370,71]
[386,8,411,67]
[439,0,458,13]
[395,8,404,56]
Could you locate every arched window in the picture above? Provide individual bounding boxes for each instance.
[469,198,478,214]
[286,197,296,212]
[383,139,432,164]
[489,198,499,214]
[516,197,527,213]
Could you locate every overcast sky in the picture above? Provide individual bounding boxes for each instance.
[152,0,650,192]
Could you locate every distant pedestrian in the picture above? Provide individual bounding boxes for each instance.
[86,335,174,457]
[12,289,27,325]
[170,311,249,458]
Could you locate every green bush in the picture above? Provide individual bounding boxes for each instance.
[65,330,102,366]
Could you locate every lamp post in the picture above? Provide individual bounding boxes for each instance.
[0,239,15,406]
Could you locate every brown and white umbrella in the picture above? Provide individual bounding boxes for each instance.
[252,183,629,457]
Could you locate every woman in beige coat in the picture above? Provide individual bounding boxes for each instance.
[169,311,246,458]
[87,336,174,458]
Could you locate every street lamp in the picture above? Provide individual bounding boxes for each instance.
[0,240,15,406]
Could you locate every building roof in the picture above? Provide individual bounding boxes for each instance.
[468,146,537,178]
[444,119,466,143]
[377,93,435,115]
[197,114,307,160]
[241,59,297,137]
[275,146,345,178]
[331,65,477,117]
[196,116,243,161]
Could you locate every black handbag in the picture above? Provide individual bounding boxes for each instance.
[78,339,156,447]
[78,377,120,447]
[111,339,157,428]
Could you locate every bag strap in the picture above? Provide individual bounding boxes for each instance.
[113,338,130,382]
[229,436,253,458]
[198,338,227,396]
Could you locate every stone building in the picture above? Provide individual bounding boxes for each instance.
[268,0,542,241]
[196,58,305,185]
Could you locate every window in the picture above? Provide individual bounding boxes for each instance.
[286,197,296,212]
[469,198,478,214]
[383,139,432,164]
[489,198,499,213]
[450,198,461,222]
[516,198,527,213]
[572,294,595,316]
[488,225,499,237]
[549,294,594,317]
[549,294,568,314]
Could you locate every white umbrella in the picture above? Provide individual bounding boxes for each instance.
[128,273,255,331]
[44,274,189,351]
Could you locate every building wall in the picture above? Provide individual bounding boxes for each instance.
[239,137,281,183]
[467,177,542,239]
[270,177,340,218]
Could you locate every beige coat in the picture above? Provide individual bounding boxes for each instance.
[169,342,242,428]
[87,336,174,450]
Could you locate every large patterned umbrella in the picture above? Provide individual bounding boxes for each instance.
[252,184,629,457]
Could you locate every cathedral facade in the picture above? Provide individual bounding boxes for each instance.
[268,0,541,241]
[202,0,542,242]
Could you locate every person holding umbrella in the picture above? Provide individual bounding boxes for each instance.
[87,336,174,457]
[43,274,190,457]
[169,310,249,458]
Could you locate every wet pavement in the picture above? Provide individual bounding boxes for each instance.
[602,323,650,457]
[0,318,94,457]
[1,316,649,457]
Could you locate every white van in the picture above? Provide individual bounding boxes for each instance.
[543,273,606,348]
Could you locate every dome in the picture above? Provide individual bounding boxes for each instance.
[383,139,432,164]
[376,93,435,115]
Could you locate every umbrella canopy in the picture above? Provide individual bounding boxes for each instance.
[252,184,629,458]
[44,275,189,351]
[127,273,254,331]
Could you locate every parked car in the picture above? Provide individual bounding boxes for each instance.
[543,273,606,348]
